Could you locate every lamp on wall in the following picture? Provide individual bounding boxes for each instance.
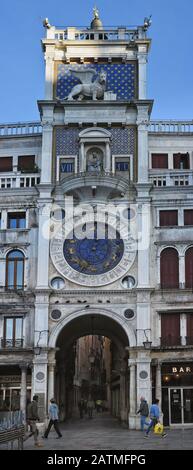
[34,330,49,355]
[136,329,152,350]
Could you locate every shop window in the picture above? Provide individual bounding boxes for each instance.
[186,314,193,345]
[6,250,25,290]
[151,154,168,169]
[18,155,35,172]
[173,153,190,169]
[3,317,23,348]
[160,248,179,288]
[7,212,26,229]
[159,210,178,227]
[161,314,181,346]
[185,247,193,288]
[0,157,13,172]
[184,210,193,226]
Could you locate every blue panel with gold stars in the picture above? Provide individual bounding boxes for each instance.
[56,63,137,101]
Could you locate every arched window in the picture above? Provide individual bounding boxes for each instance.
[6,250,25,289]
[160,248,179,288]
[185,247,193,288]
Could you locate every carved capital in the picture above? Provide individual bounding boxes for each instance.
[137,52,148,64]
[41,121,53,130]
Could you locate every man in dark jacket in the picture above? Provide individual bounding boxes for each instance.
[136,396,150,431]
[26,395,43,447]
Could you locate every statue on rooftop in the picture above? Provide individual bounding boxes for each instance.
[93,6,99,19]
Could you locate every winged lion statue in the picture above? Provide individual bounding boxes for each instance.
[65,68,107,101]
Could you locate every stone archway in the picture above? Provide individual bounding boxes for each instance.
[48,309,136,424]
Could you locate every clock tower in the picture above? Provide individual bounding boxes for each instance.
[34,9,153,428]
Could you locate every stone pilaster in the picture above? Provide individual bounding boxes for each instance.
[20,365,27,422]
[48,362,56,406]
[44,46,55,100]
[155,362,162,408]
[41,120,53,184]
[137,46,148,99]
[128,359,136,429]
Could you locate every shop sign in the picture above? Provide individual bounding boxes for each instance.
[172,366,191,374]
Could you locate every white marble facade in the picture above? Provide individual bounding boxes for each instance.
[0,13,193,428]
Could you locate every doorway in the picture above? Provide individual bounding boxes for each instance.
[169,388,193,425]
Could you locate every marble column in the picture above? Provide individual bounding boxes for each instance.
[105,142,111,172]
[179,253,185,288]
[137,50,148,99]
[41,122,53,184]
[128,361,136,428]
[79,143,85,172]
[20,365,27,422]
[48,362,56,407]
[155,363,162,410]
[36,204,51,288]
[45,46,55,100]
[119,371,127,423]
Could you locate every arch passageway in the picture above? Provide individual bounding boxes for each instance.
[51,313,130,424]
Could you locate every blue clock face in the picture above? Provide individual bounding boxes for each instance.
[63,224,124,275]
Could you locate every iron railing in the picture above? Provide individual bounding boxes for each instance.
[1,338,24,348]
[160,336,181,347]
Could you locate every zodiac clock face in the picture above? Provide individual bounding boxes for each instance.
[50,222,136,287]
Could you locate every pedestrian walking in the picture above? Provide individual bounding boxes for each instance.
[43,398,62,439]
[87,397,95,418]
[78,398,85,419]
[144,399,167,438]
[136,396,150,431]
[26,395,43,447]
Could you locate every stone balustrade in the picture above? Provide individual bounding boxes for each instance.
[149,170,193,187]
[0,173,40,189]
[0,121,42,137]
[149,120,193,133]
[44,24,145,41]
[0,120,193,136]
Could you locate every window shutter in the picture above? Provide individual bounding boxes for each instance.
[161,248,179,288]
[187,314,193,343]
[184,210,193,226]
[18,155,35,171]
[161,314,180,345]
[152,154,168,169]
[185,247,193,288]
[0,157,13,172]
[160,210,178,226]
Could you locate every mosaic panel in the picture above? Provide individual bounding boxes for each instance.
[56,63,137,101]
[55,127,136,157]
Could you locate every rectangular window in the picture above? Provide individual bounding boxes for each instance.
[159,210,178,226]
[3,317,23,348]
[0,157,13,172]
[151,154,168,169]
[161,314,181,346]
[7,212,26,229]
[115,162,129,171]
[60,162,74,173]
[184,210,193,226]
[18,155,35,172]
[173,153,190,169]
